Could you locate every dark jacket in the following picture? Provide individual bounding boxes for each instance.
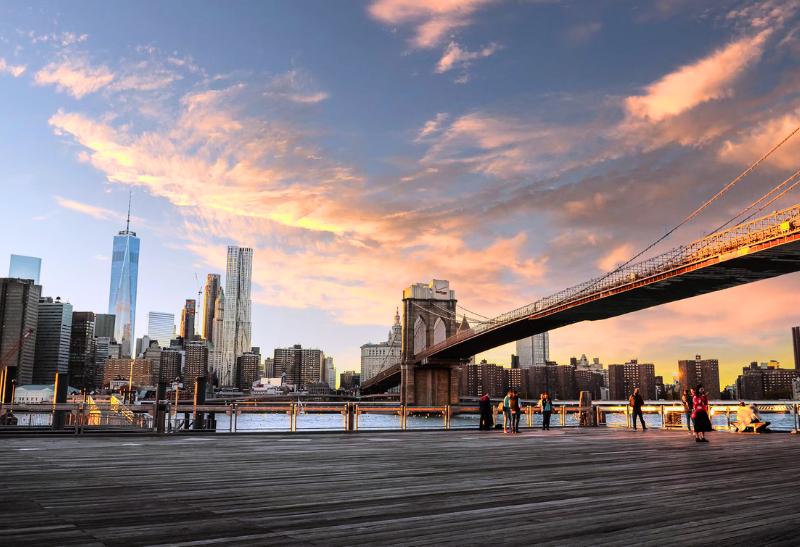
[510,395,521,413]
[629,393,644,409]
[479,394,491,413]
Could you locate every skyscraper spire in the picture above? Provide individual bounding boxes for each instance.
[125,190,132,233]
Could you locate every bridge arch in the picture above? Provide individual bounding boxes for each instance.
[433,317,447,345]
[414,316,427,352]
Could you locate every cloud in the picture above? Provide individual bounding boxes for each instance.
[415,112,448,141]
[435,41,499,74]
[27,31,89,47]
[368,0,495,48]
[718,109,800,169]
[624,31,770,122]
[0,57,26,77]
[596,243,634,272]
[263,69,329,104]
[563,21,602,46]
[54,195,119,220]
[34,56,114,98]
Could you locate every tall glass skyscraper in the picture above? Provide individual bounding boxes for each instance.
[516,332,550,368]
[147,312,175,347]
[9,254,42,284]
[107,201,140,358]
[221,246,253,386]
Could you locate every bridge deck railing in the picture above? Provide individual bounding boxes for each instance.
[419,204,800,359]
[1,400,797,433]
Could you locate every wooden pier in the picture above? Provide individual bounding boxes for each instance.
[1,429,798,545]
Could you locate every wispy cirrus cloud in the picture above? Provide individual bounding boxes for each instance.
[435,41,500,74]
[624,30,770,122]
[368,0,495,49]
[0,57,26,77]
[263,69,329,104]
[53,195,119,220]
[34,55,114,98]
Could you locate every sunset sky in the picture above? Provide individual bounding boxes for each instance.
[2,0,800,385]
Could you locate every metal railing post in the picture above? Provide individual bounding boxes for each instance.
[232,403,238,433]
[560,405,566,427]
[660,404,665,430]
[794,403,798,433]
[444,405,450,430]
[527,404,533,428]
[401,404,407,431]
[228,404,234,433]
[626,405,631,428]
[726,407,731,430]
[354,404,359,432]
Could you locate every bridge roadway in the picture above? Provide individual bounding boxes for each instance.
[2,429,799,545]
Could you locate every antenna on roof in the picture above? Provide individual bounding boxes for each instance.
[125,190,132,232]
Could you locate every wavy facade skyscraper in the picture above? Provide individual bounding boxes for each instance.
[220,246,252,386]
[107,197,140,358]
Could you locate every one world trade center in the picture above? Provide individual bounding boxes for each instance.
[108,196,140,358]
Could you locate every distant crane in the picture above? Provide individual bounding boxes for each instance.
[194,272,203,300]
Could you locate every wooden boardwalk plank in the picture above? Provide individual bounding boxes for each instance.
[0,429,798,546]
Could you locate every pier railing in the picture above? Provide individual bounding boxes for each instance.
[1,400,797,434]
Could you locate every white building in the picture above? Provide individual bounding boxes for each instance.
[361,309,402,382]
[221,246,253,386]
[516,332,549,368]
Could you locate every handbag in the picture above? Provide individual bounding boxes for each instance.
[497,401,504,412]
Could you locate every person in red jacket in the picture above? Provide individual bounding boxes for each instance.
[692,385,712,443]
[478,392,494,431]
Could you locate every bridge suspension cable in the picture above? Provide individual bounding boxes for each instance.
[573,123,800,300]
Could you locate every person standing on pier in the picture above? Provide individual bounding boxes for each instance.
[502,390,513,433]
[692,385,712,442]
[509,390,522,433]
[629,388,646,430]
[681,389,693,434]
[539,392,553,431]
[478,392,494,431]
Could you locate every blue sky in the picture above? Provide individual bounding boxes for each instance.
[2,0,800,384]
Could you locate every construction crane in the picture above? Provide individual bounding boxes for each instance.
[0,327,34,405]
[194,272,203,300]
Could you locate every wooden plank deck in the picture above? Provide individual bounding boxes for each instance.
[1,429,799,546]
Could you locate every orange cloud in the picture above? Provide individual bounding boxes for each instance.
[596,243,633,272]
[718,109,800,169]
[435,41,499,73]
[624,31,769,122]
[34,56,115,98]
[368,0,495,48]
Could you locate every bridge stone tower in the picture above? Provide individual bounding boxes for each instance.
[401,280,462,407]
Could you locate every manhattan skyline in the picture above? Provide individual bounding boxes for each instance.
[2,1,800,384]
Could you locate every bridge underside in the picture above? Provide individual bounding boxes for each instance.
[435,236,800,360]
[361,234,800,394]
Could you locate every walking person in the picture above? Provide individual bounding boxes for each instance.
[629,387,646,430]
[502,390,513,433]
[681,388,693,434]
[478,392,494,431]
[692,385,712,442]
[539,392,553,430]
[509,390,522,434]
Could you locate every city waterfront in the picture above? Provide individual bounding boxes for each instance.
[2,429,799,546]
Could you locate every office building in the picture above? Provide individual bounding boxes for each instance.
[94,314,116,340]
[793,327,800,372]
[221,246,253,386]
[180,299,196,343]
[339,371,360,391]
[159,349,182,383]
[9,254,41,284]
[103,358,154,389]
[33,296,73,384]
[0,278,41,385]
[607,359,656,400]
[360,309,402,381]
[69,312,96,391]
[147,312,174,348]
[461,360,521,398]
[736,362,799,400]
[263,357,274,378]
[516,332,549,368]
[202,274,221,341]
[184,342,209,393]
[677,355,721,399]
[273,345,324,389]
[94,336,113,388]
[323,356,336,388]
[142,340,161,381]
[208,290,225,380]
[237,351,261,390]
[107,202,140,357]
